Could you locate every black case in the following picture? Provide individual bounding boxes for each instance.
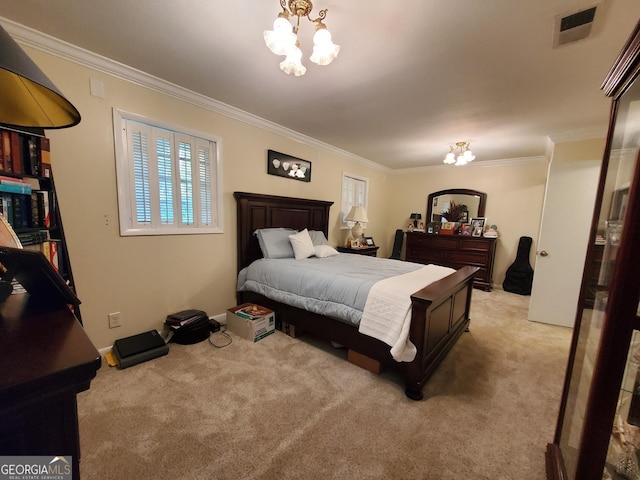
[166,309,210,344]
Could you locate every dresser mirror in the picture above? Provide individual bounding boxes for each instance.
[427,189,487,222]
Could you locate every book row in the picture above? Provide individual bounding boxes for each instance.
[0,128,51,178]
[23,239,65,275]
[0,190,54,231]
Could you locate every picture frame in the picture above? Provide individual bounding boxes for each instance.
[426,222,440,234]
[471,217,486,237]
[364,236,375,246]
[462,223,473,236]
[267,150,312,182]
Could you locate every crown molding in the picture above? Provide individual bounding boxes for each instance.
[0,17,387,173]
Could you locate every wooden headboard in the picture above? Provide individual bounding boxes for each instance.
[234,192,334,272]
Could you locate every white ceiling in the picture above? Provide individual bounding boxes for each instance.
[1,0,638,169]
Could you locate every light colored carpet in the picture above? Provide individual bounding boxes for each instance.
[77,289,571,479]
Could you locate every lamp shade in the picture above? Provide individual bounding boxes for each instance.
[345,206,369,223]
[0,23,80,129]
[410,213,422,220]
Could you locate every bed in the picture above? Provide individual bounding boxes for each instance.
[234,191,479,400]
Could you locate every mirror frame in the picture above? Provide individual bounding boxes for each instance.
[426,188,487,223]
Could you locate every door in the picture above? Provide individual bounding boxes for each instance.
[528,158,601,327]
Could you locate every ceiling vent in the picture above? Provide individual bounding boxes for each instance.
[553,6,598,48]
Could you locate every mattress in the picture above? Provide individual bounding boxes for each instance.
[237,254,428,327]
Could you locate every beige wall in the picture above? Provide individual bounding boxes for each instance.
[387,161,549,286]
[20,40,606,350]
[26,46,389,350]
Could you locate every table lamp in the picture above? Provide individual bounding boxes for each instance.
[345,206,369,241]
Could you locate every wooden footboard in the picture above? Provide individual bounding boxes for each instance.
[404,265,478,400]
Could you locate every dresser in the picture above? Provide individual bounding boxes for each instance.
[405,232,496,290]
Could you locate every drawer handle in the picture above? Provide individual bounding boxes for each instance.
[539,250,549,257]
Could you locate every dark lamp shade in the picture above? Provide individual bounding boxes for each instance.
[0,23,80,129]
[410,213,422,220]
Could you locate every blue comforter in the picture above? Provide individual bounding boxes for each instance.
[237,254,426,327]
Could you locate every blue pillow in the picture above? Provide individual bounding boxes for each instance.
[254,228,297,259]
[308,230,329,246]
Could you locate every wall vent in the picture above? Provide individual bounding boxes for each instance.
[553,6,597,47]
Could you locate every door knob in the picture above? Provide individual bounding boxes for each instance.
[539,250,549,257]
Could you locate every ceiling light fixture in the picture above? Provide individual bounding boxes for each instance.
[264,0,340,77]
[443,142,475,166]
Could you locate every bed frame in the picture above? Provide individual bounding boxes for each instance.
[234,191,479,400]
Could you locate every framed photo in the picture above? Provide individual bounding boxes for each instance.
[347,238,360,248]
[426,222,441,234]
[471,217,486,237]
[459,211,469,223]
[267,150,311,182]
[364,236,375,246]
[462,224,473,236]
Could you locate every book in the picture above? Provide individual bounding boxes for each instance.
[165,309,208,327]
[25,135,40,176]
[39,137,51,178]
[49,240,59,271]
[35,190,50,227]
[9,131,22,174]
[17,230,48,246]
[233,304,272,320]
[113,330,169,369]
[1,194,13,225]
[0,183,31,194]
[11,193,29,229]
[1,131,11,173]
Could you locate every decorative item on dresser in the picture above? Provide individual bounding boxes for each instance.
[405,231,496,291]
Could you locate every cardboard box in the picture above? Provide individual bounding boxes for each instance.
[226,303,275,342]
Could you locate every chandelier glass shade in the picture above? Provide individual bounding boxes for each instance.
[443,142,475,166]
[264,0,340,76]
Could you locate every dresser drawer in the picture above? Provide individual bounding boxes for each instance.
[405,232,496,291]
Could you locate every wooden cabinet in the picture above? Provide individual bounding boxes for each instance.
[405,232,496,291]
[545,20,640,480]
[0,294,100,479]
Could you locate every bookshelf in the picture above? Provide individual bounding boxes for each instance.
[0,125,80,321]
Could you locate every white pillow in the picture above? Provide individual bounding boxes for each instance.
[289,229,316,260]
[314,245,339,258]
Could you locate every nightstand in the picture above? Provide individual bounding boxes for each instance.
[337,245,379,257]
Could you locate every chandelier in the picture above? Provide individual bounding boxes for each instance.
[443,142,476,166]
[264,0,340,76]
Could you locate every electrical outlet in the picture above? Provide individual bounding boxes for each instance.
[108,312,122,328]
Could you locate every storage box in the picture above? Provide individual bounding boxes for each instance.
[226,303,275,342]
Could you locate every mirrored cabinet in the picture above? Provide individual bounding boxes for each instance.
[546,21,640,480]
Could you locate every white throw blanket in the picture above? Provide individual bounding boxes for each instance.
[358,264,455,362]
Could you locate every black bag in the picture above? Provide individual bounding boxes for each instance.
[166,309,210,344]
[503,236,534,295]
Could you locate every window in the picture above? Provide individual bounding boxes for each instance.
[113,110,223,236]
[341,173,368,228]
